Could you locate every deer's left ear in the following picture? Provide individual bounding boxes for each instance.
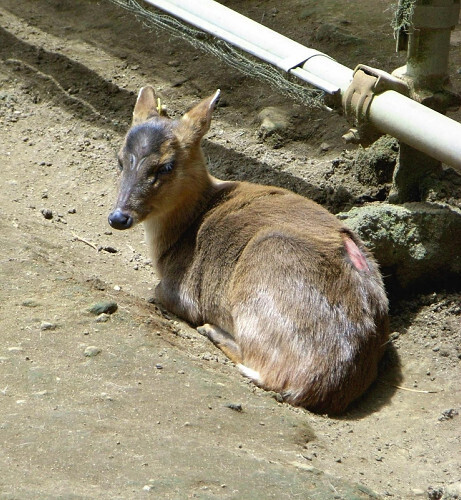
[177,90,221,144]
[132,86,159,126]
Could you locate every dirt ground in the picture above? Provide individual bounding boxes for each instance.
[0,1,460,498]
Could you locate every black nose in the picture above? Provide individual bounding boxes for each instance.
[108,209,133,230]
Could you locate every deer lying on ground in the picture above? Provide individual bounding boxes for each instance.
[108,86,389,414]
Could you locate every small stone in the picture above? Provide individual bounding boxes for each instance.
[89,301,118,315]
[41,208,53,220]
[155,364,163,370]
[84,346,101,357]
[32,390,48,397]
[258,107,290,136]
[445,482,461,498]
[88,278,106,291]
[95,313,110,323]
[68,208,77,214]
[427,486,444,500]
[8,347,24,353]
[101,246,118,253]
[320,142,331,152]
[438,408,459,421]
[22,299,40,308]
[225,403,243,412]
[273,392,284,403]
[40,321,56,331]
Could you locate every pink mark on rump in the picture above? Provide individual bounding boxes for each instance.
[343,235,370,272]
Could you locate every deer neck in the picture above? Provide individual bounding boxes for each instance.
[142,159,217,274]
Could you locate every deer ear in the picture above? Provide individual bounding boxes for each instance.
[178,89,220,143]
[132,86,159,126]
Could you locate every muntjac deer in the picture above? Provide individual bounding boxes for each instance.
[108,86,389,414]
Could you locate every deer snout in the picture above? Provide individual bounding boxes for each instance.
[108,208,133,230]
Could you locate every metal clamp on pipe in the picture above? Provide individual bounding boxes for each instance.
[282,52,343,96]
[342,64,410,145]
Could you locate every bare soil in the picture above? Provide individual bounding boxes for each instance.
[0,1,460,499]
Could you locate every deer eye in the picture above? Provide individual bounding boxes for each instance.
[158,160,174,175]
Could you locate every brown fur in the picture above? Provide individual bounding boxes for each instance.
[109,87,389,414]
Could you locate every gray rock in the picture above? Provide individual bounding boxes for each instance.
[443,482,461,499]
[338,202,461,290]
[32,390,49,397]
[438,408,459,421]
[84,346,101,357]
[40,321,57,331]
[258,107,290,136]
[22,299,41,308]
[89,301,118,315]
[41,208,53,220]
[7,347,24,353]
[225,403,243,412]
[95,313,110,323]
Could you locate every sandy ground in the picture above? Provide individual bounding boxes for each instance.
[0,1,460,498]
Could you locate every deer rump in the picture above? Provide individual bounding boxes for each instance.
[155,182,388,414]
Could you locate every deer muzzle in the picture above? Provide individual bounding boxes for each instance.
[108,208,134,230]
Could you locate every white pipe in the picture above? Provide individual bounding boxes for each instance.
[370,91,461,170]
[143,0,461,172]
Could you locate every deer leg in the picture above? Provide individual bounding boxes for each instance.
[197,323,243,365]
